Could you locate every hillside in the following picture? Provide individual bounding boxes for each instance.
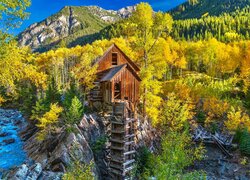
[171,6,250,41]
[18,5,135,51]
[170,0,250,19]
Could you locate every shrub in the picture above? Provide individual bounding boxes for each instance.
[0,95,5,106]
[149,131,205,179]
[36,103,63,141]
[63,82,79,110]
[91,135,108,154]
[225,107,250,132]
[238,129,250,156]
[63,161,94,180]
[134,146,154,179]
[157,93,194,132]
[31,98,50,121]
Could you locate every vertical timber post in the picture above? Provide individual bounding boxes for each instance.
[110,101,136,179]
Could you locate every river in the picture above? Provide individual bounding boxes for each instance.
[0,109,27,177]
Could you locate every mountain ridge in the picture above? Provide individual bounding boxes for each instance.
[18,5,136,51]
[18,0,250,52]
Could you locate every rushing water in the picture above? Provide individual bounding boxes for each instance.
[0,109,27,177]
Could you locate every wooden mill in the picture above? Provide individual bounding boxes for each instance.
[89,44,141,179]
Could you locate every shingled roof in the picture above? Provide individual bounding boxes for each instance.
[100,64,141,82]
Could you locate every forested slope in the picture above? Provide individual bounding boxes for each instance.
[170,0,250,19]
[172,6,250,41]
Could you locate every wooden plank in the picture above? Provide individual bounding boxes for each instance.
[124,166,135,173]
[123,159,135,167]
[110,146,124,151]
[110,138,125,143]
[124,150,136,156]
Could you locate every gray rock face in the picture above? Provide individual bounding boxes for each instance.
[117,6,136,18]
[18,6,81,50]
[192,146,250,180]
[5,163,63,180]
[87,5,136,22]
[18,5,136,51]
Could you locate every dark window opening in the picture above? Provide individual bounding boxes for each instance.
[114,82,121,99]
[112,53,118,65]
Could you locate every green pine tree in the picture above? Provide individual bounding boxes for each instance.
[65,96,83,125]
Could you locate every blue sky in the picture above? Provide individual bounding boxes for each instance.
[11,0,186,35]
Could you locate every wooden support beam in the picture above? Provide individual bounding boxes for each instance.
[110,146,124,151]
[124,150,136,156]
[110,138,125,143]
[123,159,135,167]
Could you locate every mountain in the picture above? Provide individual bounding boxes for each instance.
[170,0,250,19]
[18,5,135,51]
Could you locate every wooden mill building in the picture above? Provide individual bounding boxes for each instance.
[89,44,141,179]
[89,44,141,106]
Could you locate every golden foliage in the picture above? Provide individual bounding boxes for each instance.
[0,41,47,98]
[156,93,194,132]
[203,97,229,125]
[36,103,63,140]
[0,95,5,106]
[225,107,250,132]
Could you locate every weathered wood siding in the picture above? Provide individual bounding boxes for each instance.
[107,67,140,104]
[97,46,137,73]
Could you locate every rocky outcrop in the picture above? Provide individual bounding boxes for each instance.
[18,6,81,49]
[18,5,136,51]
[5,163,63,180]
[192,145,250,180]
[117,6,136,18]
[87,5,135,22]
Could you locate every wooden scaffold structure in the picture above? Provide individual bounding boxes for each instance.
[109,101,137,179]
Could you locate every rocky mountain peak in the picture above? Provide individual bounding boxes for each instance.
[18,5,136,51]
[117,5,136,18]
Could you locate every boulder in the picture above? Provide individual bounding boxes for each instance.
[3,138,15,145]
[38,171,63,180]
[0,132,9,137]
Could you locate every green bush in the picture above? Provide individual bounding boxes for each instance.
[63,160,94,180]
[149,131,205,179]
[63,82,79,110]
[91,136,108,154]
[18,84,37,116]
[134,146,154,179]
[196,110,206,123]
[244,88,250,111]
[45,77,61,105]
[31,98,50,120]
[237,129,250,156]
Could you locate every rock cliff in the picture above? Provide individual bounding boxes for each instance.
[18,5,135,51]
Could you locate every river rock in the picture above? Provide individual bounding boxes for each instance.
[3,138,15,145]
[26,163,43,180]
[0,132,9,137]
[12,164,29,179]
[38,171,63,180]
